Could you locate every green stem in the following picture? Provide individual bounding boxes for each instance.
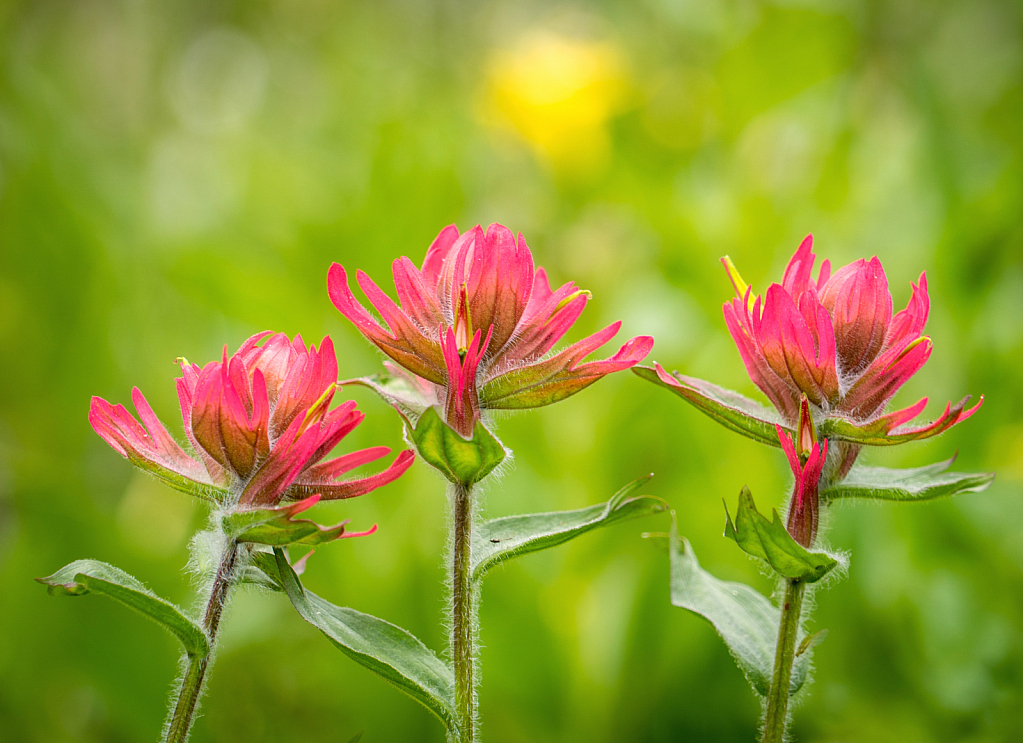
[449,481,478,743]
[761,578,805,743]
[164,539,238,743]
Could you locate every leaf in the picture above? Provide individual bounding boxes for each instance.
[411,407,506,486]
[724,488,838,583]
[471,476,667,582]
[36,560,208,658]
[345,732,365,743]
[270,549,457,730]
[669,524,817,696]
[633,366,784,447]
[222,495,374,547]
[822,457,995,502]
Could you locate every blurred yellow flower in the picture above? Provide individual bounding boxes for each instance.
[485,31,629,173]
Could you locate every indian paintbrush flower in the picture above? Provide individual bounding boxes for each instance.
[720,235,982,437]
[328,223,654,437]
[89,331,414,523]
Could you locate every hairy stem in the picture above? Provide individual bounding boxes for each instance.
[449,481,478,743]
[164,539,238,743]
[762,578,806,743]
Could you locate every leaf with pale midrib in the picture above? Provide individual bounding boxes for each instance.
[823,457,994,502]
[669,524,818,696]
[472,475,666,582]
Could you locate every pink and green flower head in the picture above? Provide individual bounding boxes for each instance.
[89,331,414,509]
[328,223,654,437]
[719,235,982,439]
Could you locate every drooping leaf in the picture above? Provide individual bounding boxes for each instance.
[822,457,995,502]
[669,524,818,696]
[633,366,784,447]
[724,488,838,583]
[37,560,208,657]
[222,495,374,547]
[472,475,667,582]
[411,407,506,486]
[270,549,457,730]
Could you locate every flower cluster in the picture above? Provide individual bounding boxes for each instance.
[720,235,981,437]
[90,331,414,509]
[328,223,653,437]
[644,235,985,549]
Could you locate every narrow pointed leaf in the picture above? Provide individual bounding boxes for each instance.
[724,488,838,583]
[669,524,817,696]
[472,475,667,582]
[633,366,784,446]
[271,549,457,729]
[411,406,506,486]
[822,457,995,502]
[36,560,208,657]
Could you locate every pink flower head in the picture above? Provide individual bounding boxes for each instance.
[721,235,982,436]
[90,331,414,507]
[328,224,654,437]
[777,399,827,549]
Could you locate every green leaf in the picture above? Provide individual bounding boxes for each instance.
[471,475,667,582]
[669,523,817,696]
[270,549,457,730]
[724,488,838,583]
[411,407,506,486]
[36,560,208,658]
[222,496,366,547]
[633,366,784,447]
[822,457,995,502]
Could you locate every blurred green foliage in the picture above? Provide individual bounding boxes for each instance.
[1,0,1021,741]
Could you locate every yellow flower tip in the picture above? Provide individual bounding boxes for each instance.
[299,384,336,435]
[721,255,755,311]
[899,335,932,359]
[552,288,592,317]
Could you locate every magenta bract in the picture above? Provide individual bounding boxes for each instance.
[777,398,826,548]
[328,223,654,436]
[90,331,414,508]
[722,235,982,435]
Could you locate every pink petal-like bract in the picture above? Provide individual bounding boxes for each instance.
[329,224,654,431]
[721,235,982,443]
[90,332,414,510]
[777,425,826,548]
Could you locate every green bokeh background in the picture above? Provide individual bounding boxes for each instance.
[2,1,1021,741]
